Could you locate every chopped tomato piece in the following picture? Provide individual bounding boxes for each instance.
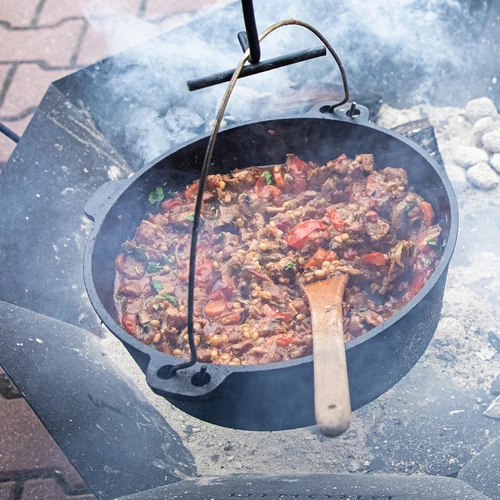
[328,209,345,233]
[361,252,388,266]
[304,248,337,268]
[286,155,308,192]
[305,247,327,268]
[274,169,285,188]
[122,312,137,335]
[204,300,227,318]
[285,220,326,249]
[184,181,199,202]
[276,335,294,347]
[419,201,435,228]
[409,271,426,298]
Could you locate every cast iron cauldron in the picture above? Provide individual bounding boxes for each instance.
[83,103,458,431]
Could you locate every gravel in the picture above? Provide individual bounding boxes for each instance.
[466,162,499,190]
[447,146,489,169]
[465,97,499,123]
[491,154,500,174]
[481,129,500,154]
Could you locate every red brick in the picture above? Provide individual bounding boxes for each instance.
[20,478,95,500]
[0,482,16,500]
[0,19,85,67]
[38,0,142,26]
[0,397,87,491]
[0,64,72,118]
[143,0,220,19]
[0,0,40,28]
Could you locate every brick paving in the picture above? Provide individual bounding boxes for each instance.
[0,2,232,496]
[0,0,231,169]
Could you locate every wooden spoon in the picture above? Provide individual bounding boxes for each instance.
[304,273,351,437]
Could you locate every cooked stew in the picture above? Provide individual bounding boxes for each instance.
[114,153,442,365]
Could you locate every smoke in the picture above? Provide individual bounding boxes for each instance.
[79,0,488,166]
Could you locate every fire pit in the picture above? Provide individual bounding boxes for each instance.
[1,0,500,498]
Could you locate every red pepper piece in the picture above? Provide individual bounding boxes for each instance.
[285,220,326,249]
[361,252,388,266]
[328,209,345,233]
[122,312,137,335]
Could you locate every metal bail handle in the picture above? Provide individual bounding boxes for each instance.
[169,19,351,378]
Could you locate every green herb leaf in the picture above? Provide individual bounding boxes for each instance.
[428,239,437,246]
[283,260,296,271]
[151,280,163,293]
[167,189,177,198]
[155,293,177,305]
[152,304,159,310]
[147,262,163,273]
[115,294,124,300]
[359,307,368,312]
[149,344,157,350]
[135,266,141,274]
[264,171,272,185]
[422,256,432,265]
[148,186,164,204]
[162,253,173,266]
[186,214,195,221]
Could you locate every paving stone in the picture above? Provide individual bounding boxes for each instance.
[0,397,88,491]
[143,0,220,19]
[20,478,95,500]
[0,0,41,28]
[38,0,142,26]
[0,64,71,118]
[0,19,85,67]
[0,481,16,500]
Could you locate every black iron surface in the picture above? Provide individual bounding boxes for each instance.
[241,0,260,64]
[84,105,458,430]
[0,301,196,500]
[187,46,327,91]
[117,473,488,500]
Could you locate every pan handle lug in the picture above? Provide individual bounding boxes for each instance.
[146,358,228,401]
[84,179,129,222]
[307,101,370,123]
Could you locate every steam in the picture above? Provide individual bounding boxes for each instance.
[80,0,488,165]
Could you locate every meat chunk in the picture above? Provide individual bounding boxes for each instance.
[118,281,144,298]
[214,205,241,233]
[164,306,187,330]
[136,220,168,246]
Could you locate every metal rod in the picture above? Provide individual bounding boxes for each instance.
[237,31,249,52]
[0,122,20,143]
[187,46,326,91]
[241,0,260,63]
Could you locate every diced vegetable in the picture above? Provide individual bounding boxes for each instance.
[285,220,326,249]
[122,312,137,334]
[305,248,337,268]
[328,209,345,233]
[148,187,164,204]
[419,201,435,228]
[204,300,228,318]
[361,252,388,266]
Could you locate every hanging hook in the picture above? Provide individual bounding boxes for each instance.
[241,0,261,64]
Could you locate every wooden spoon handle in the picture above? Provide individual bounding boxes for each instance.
[311,307,351,437]
[305,275,351,437]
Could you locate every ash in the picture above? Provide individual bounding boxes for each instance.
[101,97,500,477]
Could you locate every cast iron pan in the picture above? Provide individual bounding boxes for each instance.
[84,103,458,431]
